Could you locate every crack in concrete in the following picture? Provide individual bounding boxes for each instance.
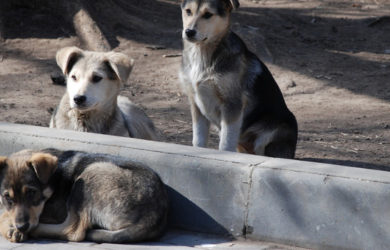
[242,163,257,238]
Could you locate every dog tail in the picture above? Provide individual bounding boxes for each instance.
[85,222,166,243]
[117,96,159,141]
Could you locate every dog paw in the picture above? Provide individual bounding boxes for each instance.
[6,228,27,242]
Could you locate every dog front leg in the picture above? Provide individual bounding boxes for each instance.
[190,101,210,148]
[0,212,11,239]
[0,211,27,242]
[219,113,243,152]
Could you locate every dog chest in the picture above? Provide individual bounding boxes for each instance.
[181,45,226,125]
[193,79,222,125]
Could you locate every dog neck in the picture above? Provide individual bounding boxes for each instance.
[69,97,119,134]
[183,29,230,66]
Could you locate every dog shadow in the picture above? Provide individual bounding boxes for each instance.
[165,185,231,235]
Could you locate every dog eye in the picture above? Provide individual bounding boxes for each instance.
[92,75,102,83]
[203,12,213,19]
[185,9,192,16]
[26,189,37,198]
[71,75,77,81]
[3,193,13,205]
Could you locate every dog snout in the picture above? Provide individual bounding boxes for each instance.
[73,95,87,105]
[185,29,197,38]
[15,222,30,233]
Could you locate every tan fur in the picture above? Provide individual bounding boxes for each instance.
[28,202,46,230]
[56,46,83,75]
[51,47,157,140]
[0,211,21,242]
[0,151,56,242]
[33,211,89,242]
[64,211,89,241]
[0,156,6,165]
[1,206,32,242]
[29,153,58,184]
[0,211,10,238]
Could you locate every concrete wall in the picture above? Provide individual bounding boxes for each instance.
[0,122,389,249]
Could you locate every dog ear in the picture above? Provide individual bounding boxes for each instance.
[0,157,6,169]
[230,0,239,10]
[105,52,134,84]
[224,0,239,10]
[56,46,83,75]
[28,153,58,184]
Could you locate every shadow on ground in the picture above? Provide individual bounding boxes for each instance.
[2,0,389,101]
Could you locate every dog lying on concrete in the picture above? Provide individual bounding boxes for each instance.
[50,47,157,140]
[0,148,168,243]
[179,0,298,158]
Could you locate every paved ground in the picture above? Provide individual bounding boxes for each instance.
[1,0,389,170]
[0,230,306,250]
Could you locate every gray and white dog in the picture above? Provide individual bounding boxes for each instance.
[179,0,298,158]
[0,148,168,243]
[50,47,157,140]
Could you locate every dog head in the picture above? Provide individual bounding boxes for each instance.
[56,47,134,111]
[0,150,57,234]
[181,0,239,44]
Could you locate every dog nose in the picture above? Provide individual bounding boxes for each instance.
[73,95,86,105]
[15,223,29,233]
[185,29,196,38]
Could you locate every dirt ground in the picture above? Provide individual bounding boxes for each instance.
[0,0,389,170]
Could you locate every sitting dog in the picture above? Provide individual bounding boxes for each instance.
[179,0,298,158]
[0,149,168,243]
[50,47,157,140]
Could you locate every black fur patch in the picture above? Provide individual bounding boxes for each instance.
[103,60,119,81]
[181,0,232,17]
[65,53,82,75]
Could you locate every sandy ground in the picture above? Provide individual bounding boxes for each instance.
[0,0,389,170]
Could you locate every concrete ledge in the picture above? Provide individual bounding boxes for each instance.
[0,122,389,249]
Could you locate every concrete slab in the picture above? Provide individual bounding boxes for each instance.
[0,122,389,249]
[247,165,390,249]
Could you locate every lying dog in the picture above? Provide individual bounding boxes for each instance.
[179,0,298,158]
[0,149,168,243]
[50,47,157,140]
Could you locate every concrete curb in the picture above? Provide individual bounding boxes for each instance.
[0,122,389,249]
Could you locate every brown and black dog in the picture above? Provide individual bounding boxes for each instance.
[0,149,168,243]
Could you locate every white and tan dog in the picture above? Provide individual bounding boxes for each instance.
[50,47,157,140]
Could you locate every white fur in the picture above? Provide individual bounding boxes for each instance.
[254,129,277,155]
[219,113,243,151]
[192,112,210,147]
[51,47,157,140]
[31,212,75,240]
[181,42,240,151]
[67,65,116,111]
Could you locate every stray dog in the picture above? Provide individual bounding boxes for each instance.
[179,0,298,158]
[50,47,157,140]
[0,149,168,243]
